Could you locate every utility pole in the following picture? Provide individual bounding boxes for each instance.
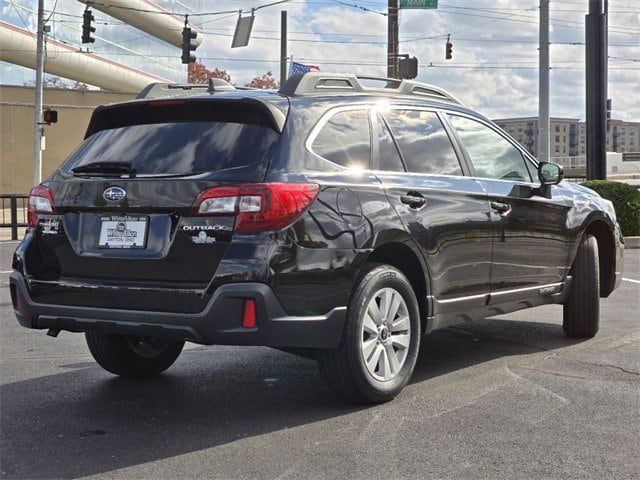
[280,11,287,85]
[33,0,45,186]
[387,0,399,79]
[539,0,550,164]
[586,0,608,180]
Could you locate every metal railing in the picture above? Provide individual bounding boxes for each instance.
[553,155,586,168]
[1,194,28,241]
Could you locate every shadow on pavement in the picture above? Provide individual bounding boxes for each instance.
[0,317,584,479]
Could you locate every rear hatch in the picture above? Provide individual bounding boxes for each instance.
[25,96,287,312]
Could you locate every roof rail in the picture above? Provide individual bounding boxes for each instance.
[136,79,236,99]
[278,72,464,105]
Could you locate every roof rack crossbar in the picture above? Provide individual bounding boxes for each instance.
[278,72,463,105]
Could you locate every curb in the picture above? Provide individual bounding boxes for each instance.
[625,237,640,249]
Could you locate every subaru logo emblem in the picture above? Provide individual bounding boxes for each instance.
[103,186,126,202]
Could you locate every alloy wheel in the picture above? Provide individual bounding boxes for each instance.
[360,287,412,381]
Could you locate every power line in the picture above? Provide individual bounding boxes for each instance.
[7,0,34,33]
[81,0,291,17]
[434,8,640,35]
[329,0,387,15]
[4,47,640,70]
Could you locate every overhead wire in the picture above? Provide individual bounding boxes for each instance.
[80,0,291,17]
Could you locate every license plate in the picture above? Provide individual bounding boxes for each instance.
[98,216,148,249]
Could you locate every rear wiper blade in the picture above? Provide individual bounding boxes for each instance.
[72,161,137,177]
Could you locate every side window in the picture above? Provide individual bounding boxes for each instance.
[448,115,533,182]
[384,109,462,176]
[311,109,371,169]
[377,114,405,172]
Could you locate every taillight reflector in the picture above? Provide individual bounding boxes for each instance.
[27,185,56,228]
[242,299,257,329]
[192,183,319,233]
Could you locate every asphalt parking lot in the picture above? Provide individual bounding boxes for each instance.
[0,241,638,480]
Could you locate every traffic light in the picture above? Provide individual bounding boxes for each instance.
[445,41,453,60]
[43,109,58,125]
[181,27,197,64]
[399,56,418,79]
[82,8,95,44]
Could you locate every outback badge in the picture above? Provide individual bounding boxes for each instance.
[103,186,126,202]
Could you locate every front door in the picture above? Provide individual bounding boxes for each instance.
[446,114,571,292]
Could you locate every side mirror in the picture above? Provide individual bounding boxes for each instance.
[538,161,563,185]
[536,162,563,198]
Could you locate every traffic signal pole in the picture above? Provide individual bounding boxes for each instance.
[539,0,550,164]
[586,0,608,180]
[33,0,44,185]
[387,0,399,79]
[280,11,287,85]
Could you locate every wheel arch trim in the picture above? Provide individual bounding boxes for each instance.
[572,213,619,297]
[360,235,433,332]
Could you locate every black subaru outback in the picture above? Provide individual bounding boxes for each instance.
[10,73,624,403]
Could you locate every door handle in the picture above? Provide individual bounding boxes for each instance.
[490,201,511,216]
[401,193,426,209]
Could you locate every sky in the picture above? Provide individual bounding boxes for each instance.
[1,0,639,121]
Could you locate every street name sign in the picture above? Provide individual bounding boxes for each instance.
[400,0,437,9]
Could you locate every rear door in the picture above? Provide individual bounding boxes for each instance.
[445,113,571,292]
[30,98,283,312]
[374,107,493,307]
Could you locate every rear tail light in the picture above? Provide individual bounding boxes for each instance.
[27,185,56,228]
[193,183,319,233]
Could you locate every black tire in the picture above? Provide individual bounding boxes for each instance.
[85,331,184,377]
[317,263,421,403]
[563,234,600,338]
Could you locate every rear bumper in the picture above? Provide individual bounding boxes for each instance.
[9,272,346,349]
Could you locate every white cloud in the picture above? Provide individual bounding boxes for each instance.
[1,0,638,120]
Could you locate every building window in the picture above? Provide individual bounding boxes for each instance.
[555,135,560,142]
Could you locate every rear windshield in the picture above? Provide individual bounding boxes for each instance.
[61,121,280,177]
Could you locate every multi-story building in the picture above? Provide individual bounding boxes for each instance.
[606,120,640,154]
[494,116,640,158]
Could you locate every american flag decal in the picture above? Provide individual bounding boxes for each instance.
[289,61,321,76]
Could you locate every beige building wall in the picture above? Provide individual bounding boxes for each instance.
[607,120,640,153]
[495,116,639,159]
[1,85,134,195]
[551,119,576,157]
